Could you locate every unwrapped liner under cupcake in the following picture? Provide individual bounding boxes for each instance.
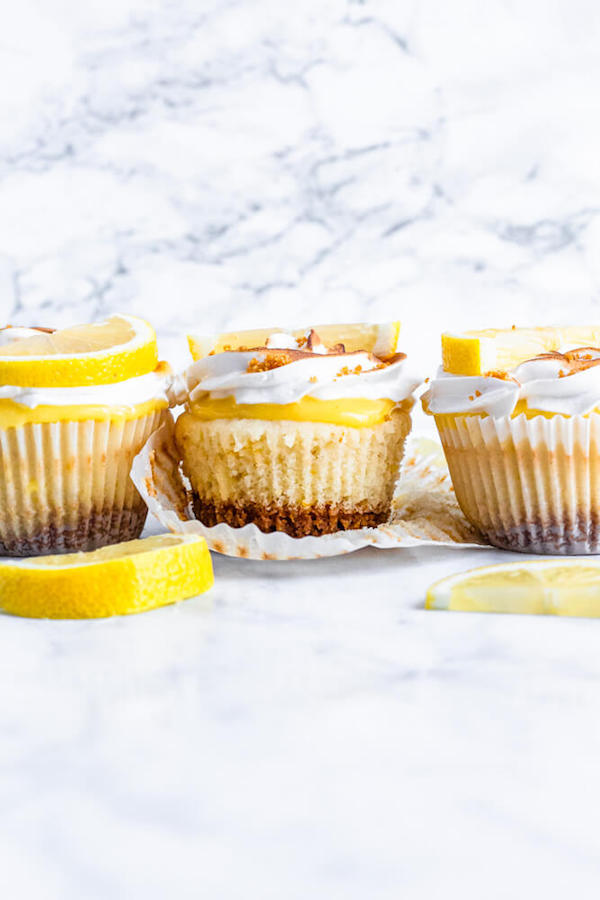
[130,322,489,559]
[131,420,488,559]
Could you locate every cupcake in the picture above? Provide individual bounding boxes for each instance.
[424,325,600,554]
[0,315,171,556]
[174,323,421,537]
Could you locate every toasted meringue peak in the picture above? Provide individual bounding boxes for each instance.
[427,346,600,418]
[183,329,420,407]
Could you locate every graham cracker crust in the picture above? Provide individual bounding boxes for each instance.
[192,495,389,537]
[0,506,148,557]
[482,517,600,555]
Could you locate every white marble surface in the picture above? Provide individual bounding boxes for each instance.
[3,0,600,896]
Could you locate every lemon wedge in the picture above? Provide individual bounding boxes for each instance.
[426,560,600,617]
[0,534,213,619]
[188,321,401,360]
[441,325,600,376]
[0,314,158,387]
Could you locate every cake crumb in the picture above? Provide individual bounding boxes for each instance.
[247,355,289,373]
[336,364,365,377]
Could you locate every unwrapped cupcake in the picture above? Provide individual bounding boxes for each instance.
[423,324,600,554]
[173,323,421,538]
[0,315,172,555]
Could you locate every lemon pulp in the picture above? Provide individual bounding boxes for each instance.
[427,560,600,617]
[0,534,213,619]
[188,321,401,360]
[0,315,158,387]
[441,325,600,376]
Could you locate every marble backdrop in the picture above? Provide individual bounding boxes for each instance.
[3,3,600,898]
[3,0,600,376]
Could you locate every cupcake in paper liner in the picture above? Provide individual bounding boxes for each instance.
[424,331,600,554]
[131,423,488,559]
[171,323,422,539]
[0,317,172,556]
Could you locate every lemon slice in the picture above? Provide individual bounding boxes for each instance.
[0,534,213,619]
[426,560,600,617]
[0,314,158,387]
[188,321,401,360]
[441,325,600,376]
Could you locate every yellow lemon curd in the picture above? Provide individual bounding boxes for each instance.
[0,397,168,429]
[188,394,406,428]
[430,400,600,426]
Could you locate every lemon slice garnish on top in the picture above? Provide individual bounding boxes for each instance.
[426,560,600,617]
[0,534,213,619]
[188,321,402,360]
[0,314,158,387]
[441,325,600,376]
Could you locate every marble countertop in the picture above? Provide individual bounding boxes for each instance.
[4,531,600,898]
[3,0,600,895]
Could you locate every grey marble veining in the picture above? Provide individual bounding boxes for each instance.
[4,536,600,898]
[4,1,600,370]
[2,1,600,897]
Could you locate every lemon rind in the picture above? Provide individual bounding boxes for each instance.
[0,534,213,619]
[188,321,402,361]
[0,315,159,387]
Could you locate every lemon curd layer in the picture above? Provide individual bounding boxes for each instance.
[188,394,403,427]
[0,397,168,429]
[432,401,600,426]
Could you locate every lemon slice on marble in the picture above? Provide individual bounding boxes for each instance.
[441,325,600,376]
[0,314,158,387]
[0,534,213,619]
[188,321,402,360]
[426,560,600,617]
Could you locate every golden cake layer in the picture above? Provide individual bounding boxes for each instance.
[175,408,412,538]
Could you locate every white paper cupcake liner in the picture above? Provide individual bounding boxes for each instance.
[131,418,488,559]
[0,409,169,555]
[436,412,600,554]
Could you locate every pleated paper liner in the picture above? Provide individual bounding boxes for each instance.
[436,412,600,554]
[0,408,169,556]
[131,418,488,560]
[174,409,412,534]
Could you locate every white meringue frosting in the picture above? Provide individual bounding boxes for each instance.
[0,371,172,410]
[0,326,171,409]
[426,350,600,417]
[183,333,421,406]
